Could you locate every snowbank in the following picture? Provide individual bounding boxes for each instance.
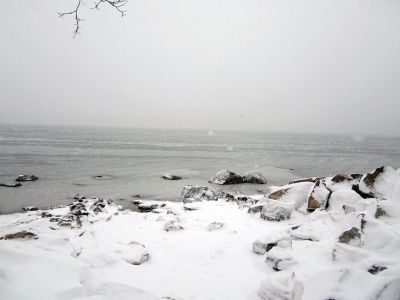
[0,166,400,300]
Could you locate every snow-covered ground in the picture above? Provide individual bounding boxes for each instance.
[1,166,400,300]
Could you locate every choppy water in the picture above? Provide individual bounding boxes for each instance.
[1,124,400,213]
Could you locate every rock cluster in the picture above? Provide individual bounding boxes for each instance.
[208,170,267,185]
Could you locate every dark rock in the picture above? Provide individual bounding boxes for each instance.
[368,265,387,275]
[216,191,236,201]
[181,185,218,203]
[307,180,331,211]
[242,172,267,184]
[338,227,361,244]
[0,231,38,240]
[161,173,182,180]
[352,184,375,199]
[331,174,353,183]
[236,196,249,202]
[351,174,363,181]
[15,175,39,182]
[208,170,244,185]
[252,240,278,255]
[73,194,86,201]
[23,206,39,212]
[375,206,386,218]
[0,182,22,188]
[49,217,60,222]
[41,212,52,218]
[92,175,115,180]
[363,166,385,188]
[248,203,264,214]
[289,177,320,184]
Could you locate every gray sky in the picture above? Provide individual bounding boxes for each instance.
[1,0,400,135]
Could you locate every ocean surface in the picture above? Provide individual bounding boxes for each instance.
[1,124,400,214]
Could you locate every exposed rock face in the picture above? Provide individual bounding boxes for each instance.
[0,182,22,187]
[268,188,291,200]
[375,206,386,218]
[0,231,38,240]
[181,185,218,203]
[338,227,362,245]
[15,175,39,182]
[363,166,385,188]
[331,174,353,183]
[242,172,267,184]
[161,173,182,180]
[358,166,400,200]
[261,201,292,222]
[208,170,244,185]
[307,180,331,211]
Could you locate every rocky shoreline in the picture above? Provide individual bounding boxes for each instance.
[0,166,400,299]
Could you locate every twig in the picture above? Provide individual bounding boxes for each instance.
[58,0,128,38]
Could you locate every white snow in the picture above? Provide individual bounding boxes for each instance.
[1,166,400,300]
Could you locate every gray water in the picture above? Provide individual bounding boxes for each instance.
[1,124,400,214]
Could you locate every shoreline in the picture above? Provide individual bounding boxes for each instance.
[0,166,400,299]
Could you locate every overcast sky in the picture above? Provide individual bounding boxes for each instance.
[1,0,399,135]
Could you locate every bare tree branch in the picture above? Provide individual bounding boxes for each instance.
[93,0,128,17]
[59,0,128,38]
[58,0,83,38]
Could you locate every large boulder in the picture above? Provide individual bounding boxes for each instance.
[208,170,244,185]
[15,175,39,182]
[266,182,315,210]
[242,172,267,184]
[181,185,218,203]
[261,200,293,222]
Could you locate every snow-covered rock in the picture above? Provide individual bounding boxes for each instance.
[258,271,303,300]
[307,179,331,211]
[260,200,293,221]
[359,166,400,200]
[181,185,218,203]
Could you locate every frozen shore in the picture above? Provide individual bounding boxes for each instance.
[1,166,400,300]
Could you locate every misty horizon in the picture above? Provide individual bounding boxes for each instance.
[1,0,400,136]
